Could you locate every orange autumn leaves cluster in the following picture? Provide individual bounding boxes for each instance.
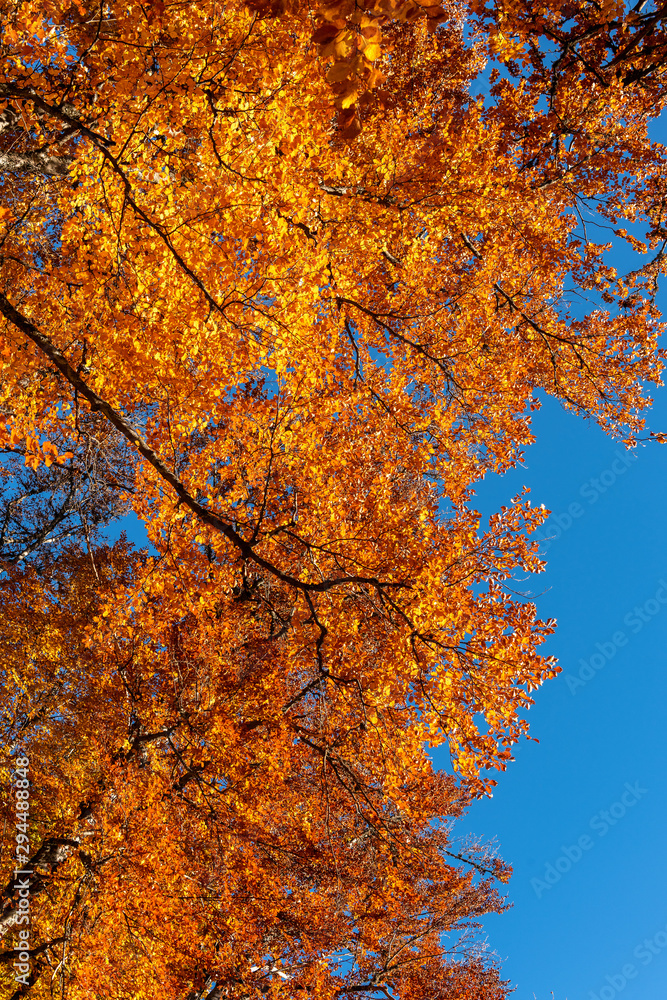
[0,1,665,998]
[307,0,451,133]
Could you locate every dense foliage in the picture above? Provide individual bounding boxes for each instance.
[0,1,665,997]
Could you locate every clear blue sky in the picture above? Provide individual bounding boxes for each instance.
[443,389,667,1000]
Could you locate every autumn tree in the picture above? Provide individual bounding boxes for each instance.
[1,540,517,999]
[0,0,665,998]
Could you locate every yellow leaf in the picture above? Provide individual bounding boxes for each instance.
[339,88,359,109]
[363,42,382,61]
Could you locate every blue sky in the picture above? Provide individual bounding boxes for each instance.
[444,388,667,1000]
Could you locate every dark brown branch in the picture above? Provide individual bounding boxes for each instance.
[0,85,114,147]
[0,937,66,964]
[0,293,408,600]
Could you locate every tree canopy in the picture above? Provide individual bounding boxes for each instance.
[0,1,665,998]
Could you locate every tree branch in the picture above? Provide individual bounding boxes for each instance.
[0,293,409,600]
